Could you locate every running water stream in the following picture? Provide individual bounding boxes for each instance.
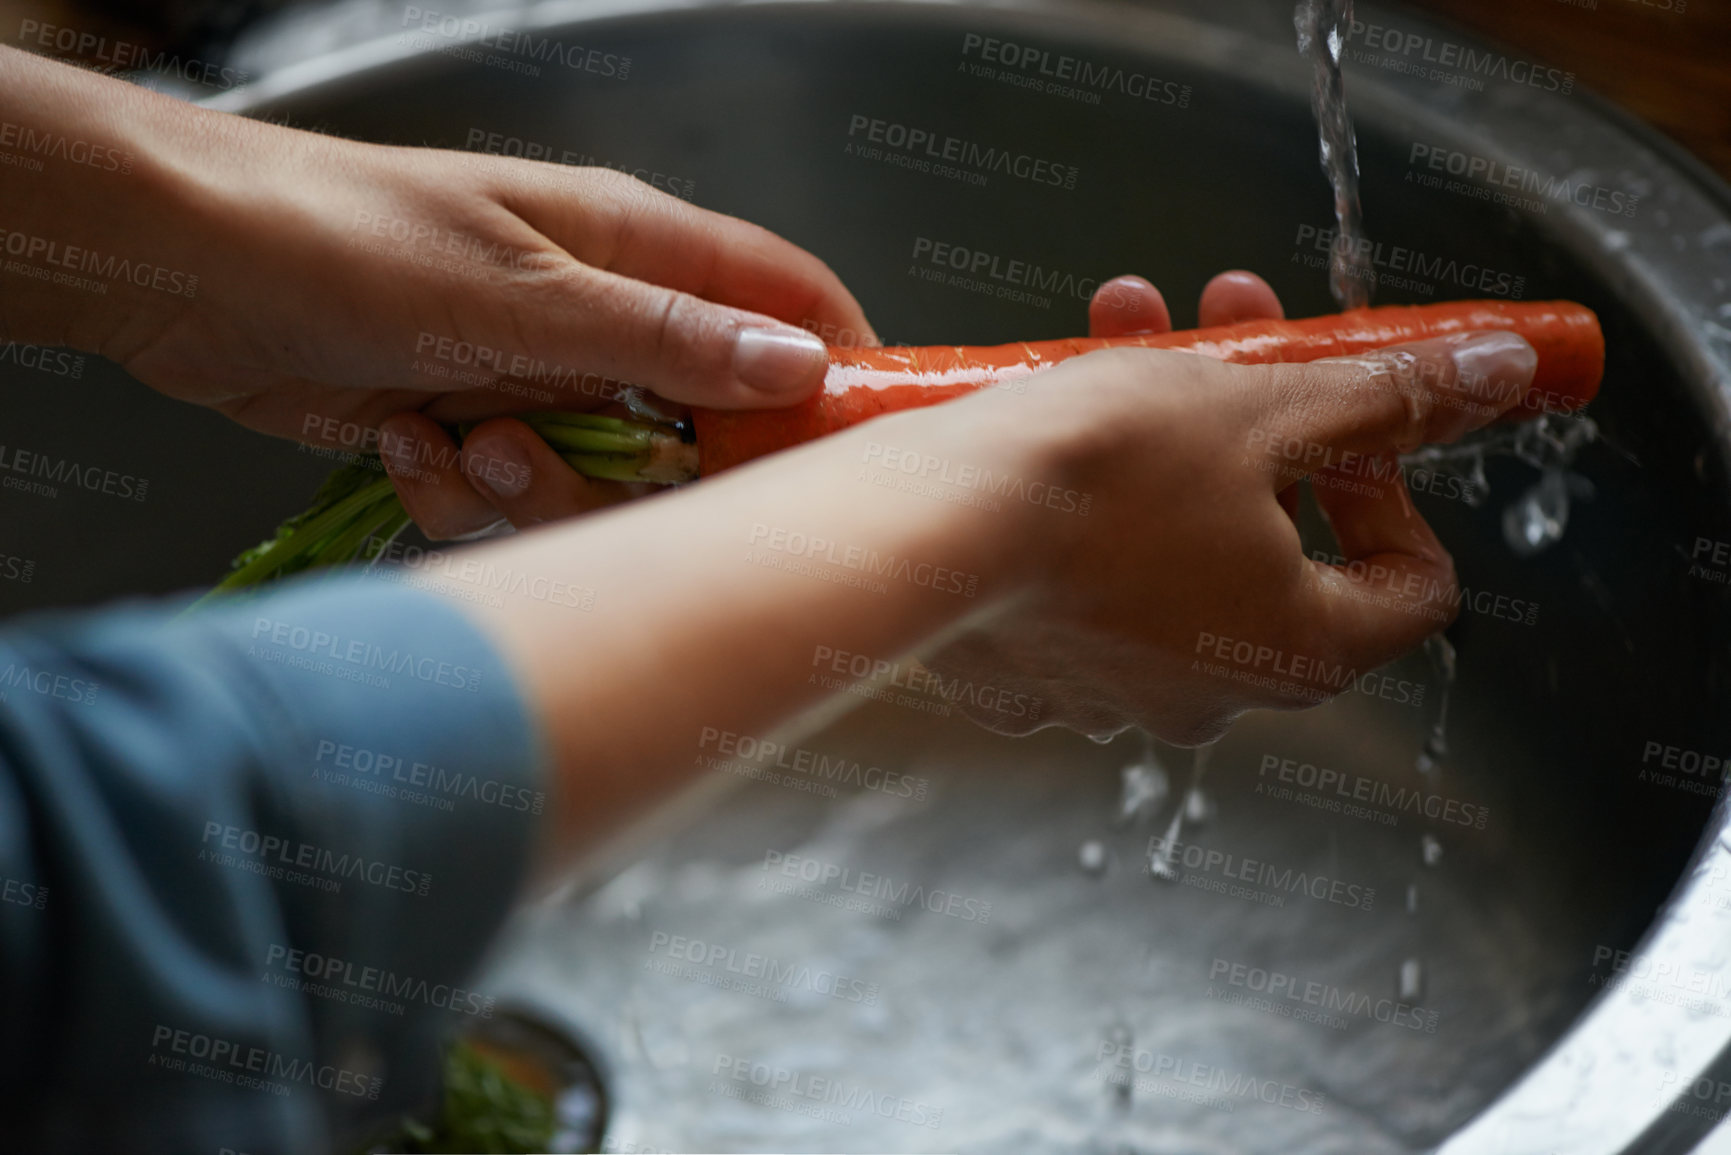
[1295,0,1373,309]
[1085,6,1599,1134]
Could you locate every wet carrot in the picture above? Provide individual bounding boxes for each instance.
[692,300,1604,475]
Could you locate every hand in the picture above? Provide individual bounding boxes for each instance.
[915,321,1536,743]
[435,268,1288,538]
[0,49,872,541]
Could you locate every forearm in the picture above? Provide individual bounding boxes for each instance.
[0,47,255,352]
[445,392,1062,862]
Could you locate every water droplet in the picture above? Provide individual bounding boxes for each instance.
[1422,835,1444,866]
[1503,469,1572,557]
[1079,840,1109,876]
[1406,883,1420,914]
[1184,788,1211,825]
[1418,634,1456,773]
[1148,811,1183,883]
[1119,763,1169,825]
[1104,1021,1134,1108]
[1399,957,1425,1002]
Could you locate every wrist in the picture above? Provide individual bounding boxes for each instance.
[0,49,233,352]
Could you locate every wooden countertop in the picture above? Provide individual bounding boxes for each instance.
[1404,0,1731,183]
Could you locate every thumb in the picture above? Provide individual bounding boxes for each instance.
[536,262,833,408]
[428,262,834,422]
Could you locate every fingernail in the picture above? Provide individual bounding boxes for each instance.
[1448,331,1537,417]
[468,437,532,498]
[733,326,829,394]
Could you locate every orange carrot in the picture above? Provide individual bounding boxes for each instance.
[692,300,1603,475]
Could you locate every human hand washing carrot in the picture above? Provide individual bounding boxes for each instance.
[214,290,1603,594]
[690,297,1602,475]
[0,40,1573,1152]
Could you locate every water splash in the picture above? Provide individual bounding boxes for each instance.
[1117,731,1170,825]
[1295,0,1373,309]
[1402,413,1599,547]
[1148,807,1185,882]
[1149,744,1218,883]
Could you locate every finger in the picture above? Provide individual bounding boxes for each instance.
[460,417,636,529]
[502,167,878,348]
[1302,460,1458,672]
[1277,484,1300,522]
[378,412,504,541]
[498,262,837,409]
[1252,331,1537,483]
[1088,275,1171,338]
[1193,271,1291,512]
[1198,270,1285,327]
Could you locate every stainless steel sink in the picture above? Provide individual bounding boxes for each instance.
[7,0,1731,1151]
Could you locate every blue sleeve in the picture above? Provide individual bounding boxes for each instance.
[0,575,548,1154]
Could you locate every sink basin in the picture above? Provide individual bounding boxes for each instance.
[6,0,1730,1151]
